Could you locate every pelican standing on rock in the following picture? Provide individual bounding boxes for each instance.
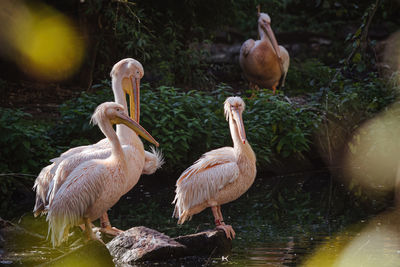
[33,58,163,235]
[239,9,290,94]
[173,97,256,239]
[47,102,159,246]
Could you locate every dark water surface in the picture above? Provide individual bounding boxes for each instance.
[213,234,340,266]
[2,175,400,266]
[211,214,400,266]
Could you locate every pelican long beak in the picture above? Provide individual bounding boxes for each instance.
[122,75,140,122]
[115,112,159,147]
[233,109,247,144]
[262,23,281,59]
[129,75,140,123]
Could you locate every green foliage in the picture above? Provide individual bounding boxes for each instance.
[0,108,55,173]
[285,59,334,94]
[0,108,56,212]
[246,92,320,162]
[49,85,113,149]
[6,79,391,178]
[315,72,398,127]
[139,84,229,171]
[139,84,320,171]
[27,83,320,174]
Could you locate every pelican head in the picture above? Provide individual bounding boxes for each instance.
[110,58,144,122]
[92,102,159,147]
[224,97,247,144]
[258,12,271,24]
[258,13,281,59]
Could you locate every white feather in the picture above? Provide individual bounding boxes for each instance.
[142,147,165,175]
[172,147,239,219]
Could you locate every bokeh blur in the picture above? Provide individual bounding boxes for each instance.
[0,0,84,81]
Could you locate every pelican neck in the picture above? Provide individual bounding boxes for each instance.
[98,119,125,159]
[112,75,136,145]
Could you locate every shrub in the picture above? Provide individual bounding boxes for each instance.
[49,84,114,150]
[285,59,334,95]
[246,91,321,162]
[49,83,320,173]
[0,108,55,174]
[0,108,57,214]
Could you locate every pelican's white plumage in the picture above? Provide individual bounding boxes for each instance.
[173,147,238,221]
[173,97,256,239]
[47,102,158,246]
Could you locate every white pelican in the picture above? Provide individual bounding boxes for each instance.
[173,96,256,239]
[33,58,163,235]
[47,102,158,246]
[239,11,290,94]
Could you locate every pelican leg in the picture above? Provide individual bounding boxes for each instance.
[79,222,95,231]
[84,217,103,244]
[216,206,225,223]
[211,206,235,239]
[217,205,235,238]
[99,212,123,236]
[272,85,277,95]
[249,82,260,98]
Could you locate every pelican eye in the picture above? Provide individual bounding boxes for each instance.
[116,108,120,112]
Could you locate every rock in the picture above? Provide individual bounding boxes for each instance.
[39,240,114,267]
[174,229,232,257]
[107,226,186,264]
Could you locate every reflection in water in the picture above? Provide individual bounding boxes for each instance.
[239,239,297,266]
[214,215,400,266]
[215,235,323,266]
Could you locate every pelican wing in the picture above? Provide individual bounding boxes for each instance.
[50,139,109,165]
[33,164,53,216]
[47,147,112,206]
[46,161,108,246]
[279,45,290,87]
[173,147,239,218]
[34,138,109,216]
[240,39,255,57]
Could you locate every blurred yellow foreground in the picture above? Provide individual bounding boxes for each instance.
[0,0,84,81]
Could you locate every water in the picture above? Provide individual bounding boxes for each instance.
[226,238,300,266]
[211,212,400,266]
[211,234,337,266]
[3,213,400,266]
[2,174,400,266]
